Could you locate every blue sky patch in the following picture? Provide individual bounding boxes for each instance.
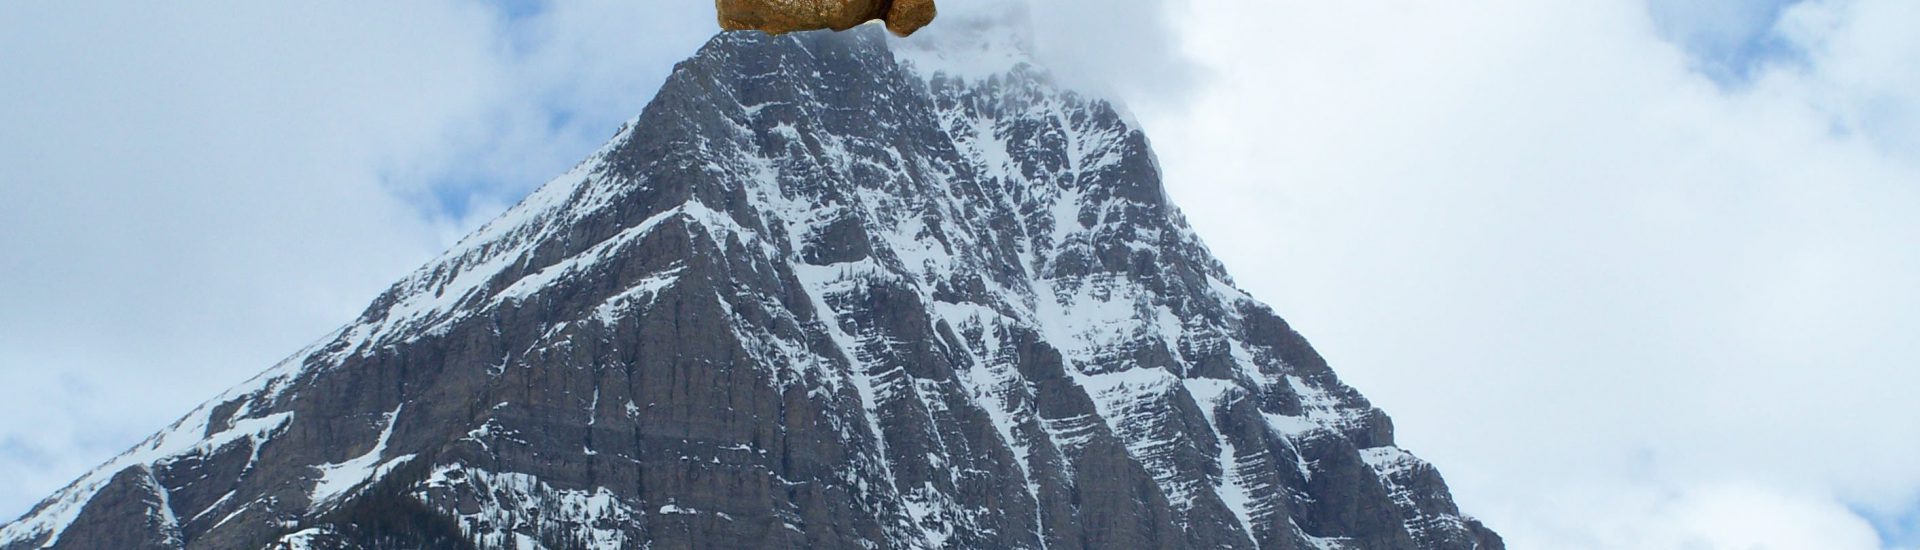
[1854,501,1920,550]
[1646,0,1808,86]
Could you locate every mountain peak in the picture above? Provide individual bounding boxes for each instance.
[4,27,1498,550]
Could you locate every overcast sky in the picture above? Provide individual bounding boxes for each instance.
[1,1,1915,548]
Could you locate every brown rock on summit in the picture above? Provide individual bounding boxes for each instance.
[717,0,937,37]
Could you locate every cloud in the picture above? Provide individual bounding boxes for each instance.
[390,2,713,225]
[1774,0,1920,159]
[932,0,1199,107]
[1139,0,1920,547]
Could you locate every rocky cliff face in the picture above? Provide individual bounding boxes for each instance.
[1,26,1500,550]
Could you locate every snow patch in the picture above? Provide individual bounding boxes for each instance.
[309,406,413,510]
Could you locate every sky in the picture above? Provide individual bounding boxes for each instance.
[1,1,1915,548]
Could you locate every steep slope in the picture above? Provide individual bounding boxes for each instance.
[1,26,1500,550]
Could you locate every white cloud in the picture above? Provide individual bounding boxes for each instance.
[1141,0,1920,547]
[926,0,1199,107]
[386,2,713,222]
[1516,481,1886,549]
[1774,0,1920,159]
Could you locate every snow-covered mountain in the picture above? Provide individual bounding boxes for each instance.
[1,25,1500,550]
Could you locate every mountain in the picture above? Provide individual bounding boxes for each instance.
[1,24,1501,550]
